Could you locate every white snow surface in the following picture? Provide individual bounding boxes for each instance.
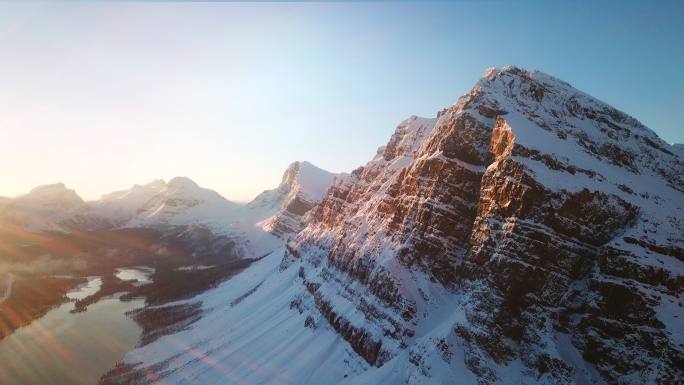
[90,180,167,225]
[290,161,337,202]
[126,177,239,231]
[122,249,372,384]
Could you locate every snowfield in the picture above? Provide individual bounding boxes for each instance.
[119,250,370,384]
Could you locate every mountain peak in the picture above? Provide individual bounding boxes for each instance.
[132,179,166,190]
[381,115,437,161]
[0,182,87,232]
[249,160,337,238]
[278,161,336,201]
[280,161,303,187]
[481,65,571,87]
[168,176,200,189]
[23,182,83,206]
[28,182,68,194]
[446,65,684,194]
[99,179,167,203]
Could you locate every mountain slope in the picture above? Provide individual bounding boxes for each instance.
[111,66,683,385]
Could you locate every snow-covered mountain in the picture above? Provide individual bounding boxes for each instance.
[1,162,338,260]
[250,161,339,238]
[125,177,239,232]
[0,183,110,232]
[0,178,240,236]
[90,179,167,226]
[109,66,684,385]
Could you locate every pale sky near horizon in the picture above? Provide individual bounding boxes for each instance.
[1,1,682,202]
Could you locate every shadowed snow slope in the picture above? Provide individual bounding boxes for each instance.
[111,66,683,385]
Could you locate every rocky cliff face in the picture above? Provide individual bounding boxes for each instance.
[284,66,683,384]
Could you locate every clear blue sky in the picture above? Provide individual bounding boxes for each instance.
[0,1,682,201]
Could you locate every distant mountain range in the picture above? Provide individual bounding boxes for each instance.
[0,161,339,259]
[4,66,683,385]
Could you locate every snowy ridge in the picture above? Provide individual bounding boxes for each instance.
[251,161,339,238]
[90,179,167,226]
[127,177,239,233]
